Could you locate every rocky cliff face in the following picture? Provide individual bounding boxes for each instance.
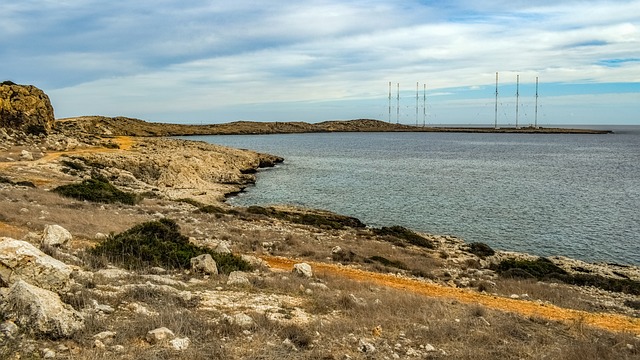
[0,81,55,134]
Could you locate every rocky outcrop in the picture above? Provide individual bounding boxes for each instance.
[1,280,84,337]
[0,238,72,292]
[0,82,55,133]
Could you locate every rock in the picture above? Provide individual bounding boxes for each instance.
[331,246,342,254]
[41,224,73,247]
[190,254,218,275]
[241,254,269,268]
[93,330,117,343]
[170,337,191,351]
[20,150,34,161]
[223,313,254,328]
[358,339,376,354]
[94,233,108,240]
[93,339,106,350]
[2,280,84,337]
[214,241,232,254]
[292,263,313,278]
[42,348,56,359]
[146,327,175,344]
[425,344,436,352]
[0,237,72,292]
[0,82,55,133]
[0,320,19,338]
[227,271,251,286]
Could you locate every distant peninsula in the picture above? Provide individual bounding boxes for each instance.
[56,115,611,137]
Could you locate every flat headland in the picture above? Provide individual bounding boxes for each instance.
[56,116,612,137]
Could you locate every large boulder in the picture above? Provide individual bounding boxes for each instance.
[1,280,84,338]
[190,254,218,275]
[41,224,73,247]
[0,81,55,133]
[0,237,72,292]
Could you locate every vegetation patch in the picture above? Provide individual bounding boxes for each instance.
[367,255,408,270]
[0,175,35,188]
[495,258,640,295]
[90,218,250,274]
[52,176,138,205]
[198,204,240,216]
[60,159,85,171]
[465,242,495,258]
[372,226,435,249]
[246,206,365,230]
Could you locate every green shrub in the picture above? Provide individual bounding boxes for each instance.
[0,176,35,188]
[246,206,365,230]
[494,258,567,278]
[373,226,435,249]
[368,255,408,270]
[495,258,640,295]
[466,242,496,258]
[53,177,138,205]
[90,218,250,274]
[60,159,86,171]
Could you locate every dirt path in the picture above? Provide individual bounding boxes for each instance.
[261,255,640,335]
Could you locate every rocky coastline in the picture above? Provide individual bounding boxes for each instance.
[0,83,638,359]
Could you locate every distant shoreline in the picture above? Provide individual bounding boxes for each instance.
[54,116,612,137]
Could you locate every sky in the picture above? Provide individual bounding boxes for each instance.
[2,0,639,125]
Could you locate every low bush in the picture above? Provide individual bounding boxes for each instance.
[60,159,86,171]
[198,204,240,216]
[246,206,365,230]
[0,176,35,188]
[372,226,435,249]
[466,242,495,258]
[367,255,408,270]
[90,218,251,274]
[52,176,138,205]
[495,258,640,295]
[494,258,567,278]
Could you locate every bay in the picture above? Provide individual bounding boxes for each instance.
[180,126,640,265]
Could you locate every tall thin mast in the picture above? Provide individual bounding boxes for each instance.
[494,72,499,129]
[423,83,426,127]
[515,74,520,129]
[535,76,539,128]
[415,82,419,126]
[388,81,391,123]
[396,83,400,124]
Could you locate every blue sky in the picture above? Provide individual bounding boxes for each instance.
[2,1,639,125]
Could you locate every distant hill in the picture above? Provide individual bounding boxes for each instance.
[55,116,610,137]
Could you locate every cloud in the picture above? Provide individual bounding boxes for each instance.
[3,0,639,123]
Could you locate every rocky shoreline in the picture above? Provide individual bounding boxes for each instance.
[1,83,638,359]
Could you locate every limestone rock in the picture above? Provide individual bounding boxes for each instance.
[241,254,268,268]
[2,280,84,337]
[213,241,232,254]
[170,337,191,351]
[146,327,175,344]
[0,237,72,292]
[227,271,251,286]
[20,150,33,161]
[292,263,313,278]
[0,82,55,133]
[42,224,73,247]
[190,254,218,275]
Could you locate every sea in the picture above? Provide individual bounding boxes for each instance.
[180,125,640,266]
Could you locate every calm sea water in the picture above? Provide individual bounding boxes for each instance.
[181,126,640,265]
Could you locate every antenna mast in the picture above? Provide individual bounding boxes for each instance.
[494,72,499,129]
[415,82,419,126]
[423,83,426,127]
[388,81,391,123]
[535,76,539,128]
[515,74,520,129]
[396,83,400,124]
